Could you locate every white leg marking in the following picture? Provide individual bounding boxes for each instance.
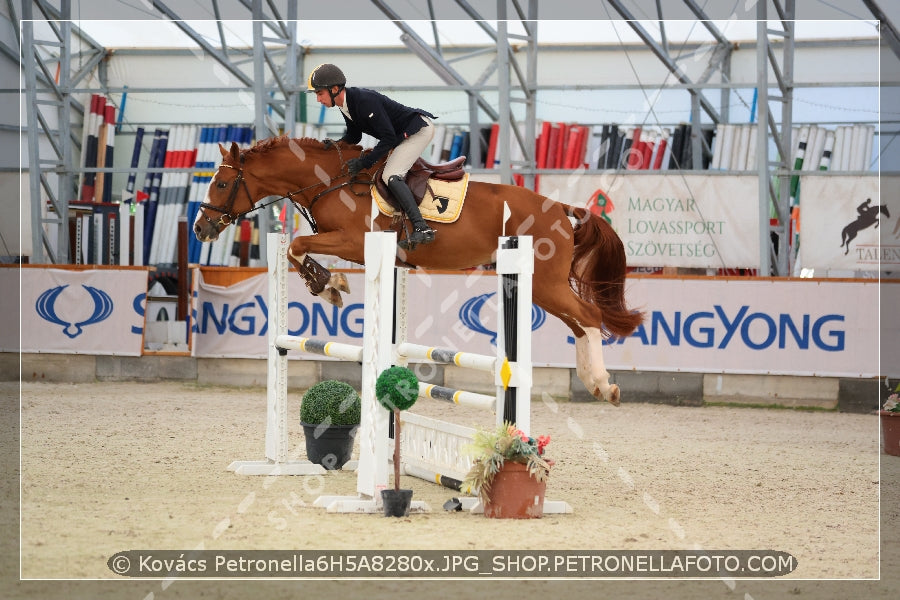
[575,327,619,405]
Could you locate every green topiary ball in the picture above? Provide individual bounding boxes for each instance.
[300,380,361,426]
[375,367,419,412]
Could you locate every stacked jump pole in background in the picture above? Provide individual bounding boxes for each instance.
[69,114,259,269]
[232,231,568,514]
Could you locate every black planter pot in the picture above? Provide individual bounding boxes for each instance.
[301,422,358,470]
[381,489,413,517]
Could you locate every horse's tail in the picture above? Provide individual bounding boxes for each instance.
[567,207,644,337]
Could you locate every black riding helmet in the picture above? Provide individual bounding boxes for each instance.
[307,63,346,104]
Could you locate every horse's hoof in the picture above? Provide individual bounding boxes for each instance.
[594,384,620,406]
[318,287,344,308]
[331,273,351,294]
[607,384,621,406]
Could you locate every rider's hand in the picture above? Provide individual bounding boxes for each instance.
[346,157,364,176]
[322,138,337,150]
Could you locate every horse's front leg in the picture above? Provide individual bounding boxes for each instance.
[287,233,358,307]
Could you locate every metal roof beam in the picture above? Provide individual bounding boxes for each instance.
[682,0,731,47]
[34,0,105,55]
[371,0,499,121]
[605,0,721,123]
[453,0,533,100]
[861,0,900,61]
[149,0,254,87]
[453,0,503,41]
[237,0,289,40]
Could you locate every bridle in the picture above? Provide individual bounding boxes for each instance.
[198,143,373,235]
[197,154,254,228]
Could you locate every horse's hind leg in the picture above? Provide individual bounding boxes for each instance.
[532,270,620,405]
[574,327,620,406]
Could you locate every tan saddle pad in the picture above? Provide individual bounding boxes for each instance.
[371,173,470,224]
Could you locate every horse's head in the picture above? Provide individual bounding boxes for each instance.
[193,137,361,242]
[193,142,260,242]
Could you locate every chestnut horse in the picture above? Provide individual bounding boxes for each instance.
[194,137,643,405]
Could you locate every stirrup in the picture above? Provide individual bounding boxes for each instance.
[398,227,436,251]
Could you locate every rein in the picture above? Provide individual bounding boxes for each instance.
[199,144,373,234]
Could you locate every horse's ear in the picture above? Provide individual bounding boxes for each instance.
[218,142,241,162]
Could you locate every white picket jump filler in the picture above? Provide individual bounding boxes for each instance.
[233,231,569,514]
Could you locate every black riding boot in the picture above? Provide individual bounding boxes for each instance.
[387,175,436,250]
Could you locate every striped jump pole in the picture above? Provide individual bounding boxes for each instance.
[274,336,363,362]
[396,342,496,373]
[416,382,495,410]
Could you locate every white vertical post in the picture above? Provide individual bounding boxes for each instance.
[228,232,326,476]
[266,232,290,463]
[394,266,409,368]
[356,231,398,503]
[118,202,131,265]
[133,203,144,266]
[494,235,534,435]
[514,236,533,434]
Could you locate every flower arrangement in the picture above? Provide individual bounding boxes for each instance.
[463,422,553,504]
[884,392,900,413]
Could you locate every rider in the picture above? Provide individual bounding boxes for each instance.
[307,63,437,250]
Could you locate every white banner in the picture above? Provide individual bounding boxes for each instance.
[799,175,896,271]
[539,173,760,269]
[190,267,887,378]
[7,267,148,355]
[609,277,882,378]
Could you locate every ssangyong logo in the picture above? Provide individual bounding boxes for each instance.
[36,284,114,338]
[459,292,546,345]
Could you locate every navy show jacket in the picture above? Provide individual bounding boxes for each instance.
[338,87,437,168]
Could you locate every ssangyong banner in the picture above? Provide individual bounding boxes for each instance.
[799,174,895,272]
[191,267,887,378]
[538,173,760,269]
[7,266,148,355]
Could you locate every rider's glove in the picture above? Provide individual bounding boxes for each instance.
[346,157,364,176]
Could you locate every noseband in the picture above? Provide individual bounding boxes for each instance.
[198,156,253,228]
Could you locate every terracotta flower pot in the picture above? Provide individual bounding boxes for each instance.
[482,461,547,519]
[880,411,900,457]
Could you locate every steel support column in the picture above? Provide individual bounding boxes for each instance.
[23,0,78,263]
[756,0,795,276]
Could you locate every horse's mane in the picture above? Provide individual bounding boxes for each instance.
[244,135,363,156]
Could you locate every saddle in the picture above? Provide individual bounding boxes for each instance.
[374,155,467,210]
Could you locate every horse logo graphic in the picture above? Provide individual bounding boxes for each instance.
[36,284,114,338]
[840,198,890,255]
[459,292,546,346]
